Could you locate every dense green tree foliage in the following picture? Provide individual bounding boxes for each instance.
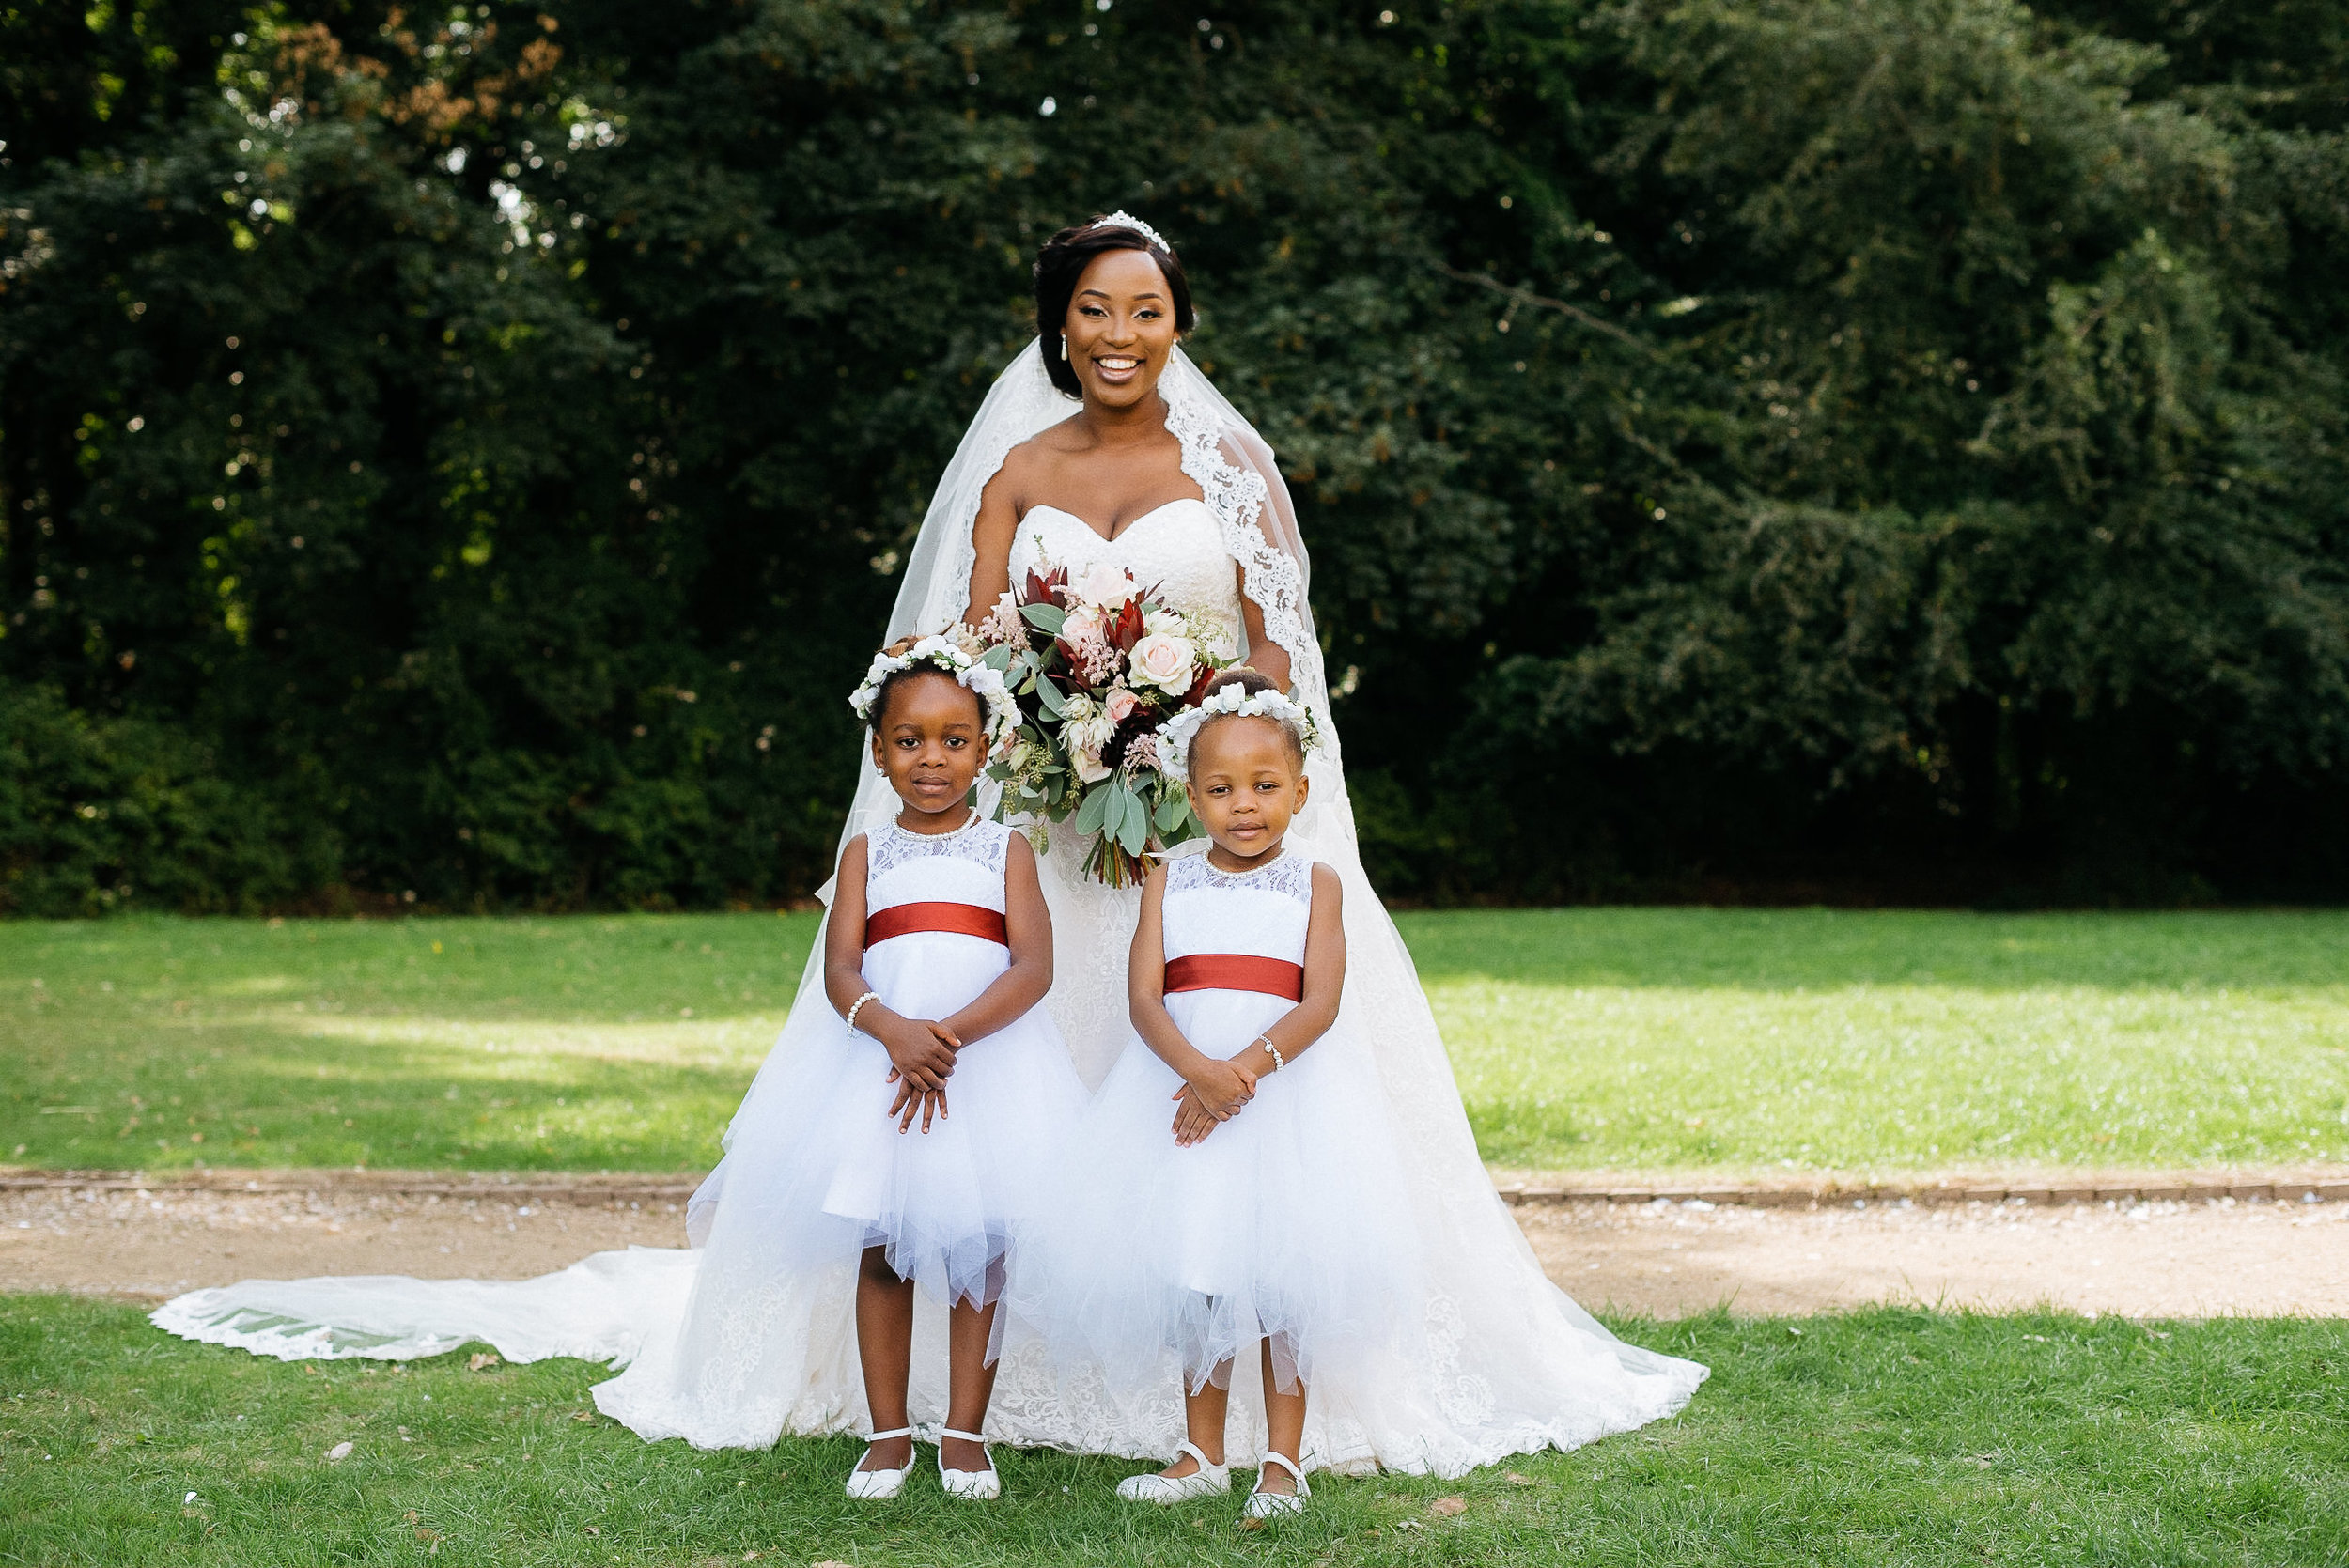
[5,0,2344,914]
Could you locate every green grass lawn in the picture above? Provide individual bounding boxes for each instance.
[2,1295,2341,1567]
[3,910,2346,1176]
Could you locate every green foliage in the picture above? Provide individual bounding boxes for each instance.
[5,1294,2346,1565]
[4,0,2347,911]
[0,683,323,915]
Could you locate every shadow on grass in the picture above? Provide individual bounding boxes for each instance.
[5,1017,763,1172]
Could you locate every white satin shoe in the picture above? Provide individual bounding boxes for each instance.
[936,1426,1001,1500]
[1240,1450,1311,1520]
[842,1426,916,1500]
[1115,1440,1230,1504]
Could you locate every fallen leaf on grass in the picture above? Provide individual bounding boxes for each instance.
[1429,1496,1468,1517]
[327,1441,353,1462]
[1237,1518,1266,1532]
[571,1410,595,1422]
[1506,1471,1534,1486]
[467,1352,500,1372]
[1394,1518,1425,1530]
[583,1526,600,1537]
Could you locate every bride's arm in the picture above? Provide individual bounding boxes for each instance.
[962,464,1021,627]
[1235,570,1294,691]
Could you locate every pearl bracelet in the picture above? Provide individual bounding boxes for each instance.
[1257,1034,1284,1073]
[845,990,880,1035]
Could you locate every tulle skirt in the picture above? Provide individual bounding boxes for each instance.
[1009,986,1426,1409]
[779,929,1085,1310]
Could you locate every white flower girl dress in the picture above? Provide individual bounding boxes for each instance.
[780,814,1086,1311]
[1013,848,1428,1458]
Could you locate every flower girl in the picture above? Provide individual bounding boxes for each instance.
[1015,670,1423,1520]
[807,634,1085,1500]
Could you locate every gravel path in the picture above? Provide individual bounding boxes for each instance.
[1517,1193,2349,1318]
[5,1179,2343,1319]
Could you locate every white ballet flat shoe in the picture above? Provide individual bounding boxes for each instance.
[843,1426,916,1500]
[1239,1450,1311,1521]
[936,1426,1001,1501]
[1116,1441,1230,1504]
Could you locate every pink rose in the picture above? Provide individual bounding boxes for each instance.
[1060,607,1104,647]
[1105,687,1141,723]
[1128,632,1198,695]
[1071,562,1139,609]
[1071,746,1112,784]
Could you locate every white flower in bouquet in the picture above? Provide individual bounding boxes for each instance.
[1062,707,1116,756]
[1070,745,1113,785]
[1071,562,1139,609]
[1060,691,1097,722]
[1128,631,1198,694]
[1143,605,1187,639]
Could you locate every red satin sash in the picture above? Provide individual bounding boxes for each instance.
[863,901,1008,949]
[1163,953,1305,1001]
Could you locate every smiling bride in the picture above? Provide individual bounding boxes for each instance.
[155,214,1705,1478]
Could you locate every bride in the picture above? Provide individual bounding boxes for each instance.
[155,214,1704,1477]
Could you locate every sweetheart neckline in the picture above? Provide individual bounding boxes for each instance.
[1019,497,1209,547]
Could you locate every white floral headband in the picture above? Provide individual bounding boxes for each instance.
[1159,684,1320,785]
[849,633,1020,753]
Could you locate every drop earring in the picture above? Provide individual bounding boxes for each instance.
[1059,336,1068,361]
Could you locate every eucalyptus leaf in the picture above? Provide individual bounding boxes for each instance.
[1154,790,1191,833]
[1019,602,1068,637]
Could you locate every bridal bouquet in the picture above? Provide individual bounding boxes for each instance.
[973,558,1235,886]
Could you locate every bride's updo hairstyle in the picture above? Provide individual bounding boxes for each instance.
[1034,214,1195,398]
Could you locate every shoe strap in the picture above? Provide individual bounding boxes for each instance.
[864,1426,914,1441]
[1174,1439,1220,1473]
[1256,1450,1304,1484]
[941,1428,989,1445]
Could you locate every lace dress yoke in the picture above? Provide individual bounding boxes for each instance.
[1163,848,1313,904]
[864,813,1010,892]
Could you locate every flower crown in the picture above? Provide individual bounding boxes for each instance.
[1090,210,1171,254]
[848,633,1020,753]
[1159,684,1320,785]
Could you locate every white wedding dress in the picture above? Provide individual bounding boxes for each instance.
[153,341,1705,1477]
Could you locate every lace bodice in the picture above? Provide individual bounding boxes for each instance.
[1162,849,1315,966]
[864,815,1010,910]
[1165,847,1314,903]
[1010,501,1244,655]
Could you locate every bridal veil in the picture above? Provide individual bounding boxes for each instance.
[154,338,1704,1476]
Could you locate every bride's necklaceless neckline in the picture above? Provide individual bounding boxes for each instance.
[1020,496,1206,546]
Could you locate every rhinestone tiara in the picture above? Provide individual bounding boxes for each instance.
[1089,210,1171,253]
